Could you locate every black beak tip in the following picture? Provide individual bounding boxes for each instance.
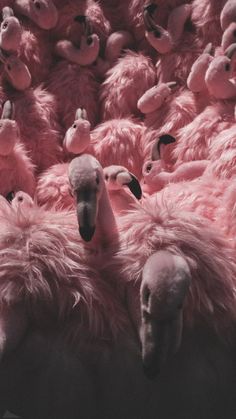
[144,3,157,15]
[127,175,142,200]
[136,187,142,200]
[6,191,15,203]
[79,226,95,242]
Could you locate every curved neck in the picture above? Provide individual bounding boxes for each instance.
[95,185,118,249]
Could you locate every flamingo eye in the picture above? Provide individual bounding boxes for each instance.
[154,30,161,38]
[87,36,93,46]
[146,163,152,173]
[2,22,8,30]
[17,196,23,202]
[73,124,77,129]
[104,174,109,181]
[6,191,15,202]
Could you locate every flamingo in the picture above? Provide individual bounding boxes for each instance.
[143,3,201,86]
[52,0,111,49]
[0,6,22,53]
[0,48,31,90]
[142,136,208,194]
[0,100,35,198]
[173,43,236,163]
[99,50,156,120]
[36,107,91,209]
[105,188,236,417]
[103,164,142,214]
[14,0,58,30]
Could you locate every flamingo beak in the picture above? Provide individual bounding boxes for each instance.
[75,190,97,242]
[140,307,183,379]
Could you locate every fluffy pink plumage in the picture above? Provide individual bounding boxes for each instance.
[191,0,225,47]
[46,61,99,129]
[8,86,62,172]
[0,197,127,340]
[1,0,236,417]
[206,124,236,179]
[99,51,156,120]
[17,22,55,85]
[174,101,234,163]
[110,194,236,335]
[91,118,146,178]
[36,162,73,209]
[0,142,35,197]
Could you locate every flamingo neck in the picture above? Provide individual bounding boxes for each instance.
[96,186,118,248]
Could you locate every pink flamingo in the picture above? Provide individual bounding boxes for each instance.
[36,107,91,209]
[99,51,156,120]
[143,3,192,55]
[68,154,118,245]
[173,44,236,163]
[14,0,58,30]
[0,100,35,198]
[98,175,236,417]
[143,3,201,85]
[137,44,215,165]
[55,15,100,67]
[121,0,191,54]
[0,6,22,52]
[52,0,111,49]
[138,42,214,123]
[0,48,31,90]
[103,164,142,214]
[141,136,208,194]
[0,5,54,86]
[138,84,198,140]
